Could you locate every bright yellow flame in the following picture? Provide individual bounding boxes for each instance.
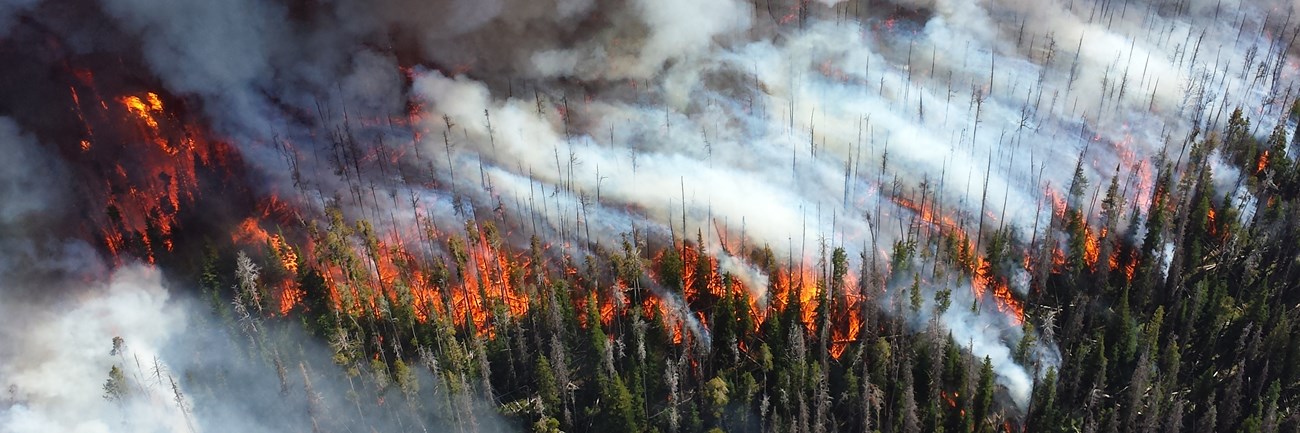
[122,94,160,129]
[146,92,163,111]
[1084,226,1100,269]
[120,92,173,153]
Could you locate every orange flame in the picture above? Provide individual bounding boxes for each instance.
[1083,225,1100,269]
[896,193,1027,328]
[88,87,235,265]
[990,281,1024,326]
[231,217,304,316]
[1124,254,1137,281]
[121,92,172,154]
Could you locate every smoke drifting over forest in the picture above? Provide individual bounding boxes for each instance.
[1,0,1297,431]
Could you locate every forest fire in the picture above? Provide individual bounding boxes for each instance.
[122,93,162,129]
[9,1,1300,432]
[642,294,685,344]
[973,259,1025,326]
[69,76,1047,373]
[1108,247,1121,273]
[1045,187,1067,220]
[990,281,1023,326]
[121,92,176,154]
[828,303,863,359]
[231,217,304,315]
[1124,253,1138,281]
[78,84,239,265]
[1083,225,1101,269]
[313,222,534,337]
[680,244,725,299]
[895,189,1025,326]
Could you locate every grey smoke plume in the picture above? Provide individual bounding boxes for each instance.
[0,118,68,230]
[2,0,1297,414]
[0,0,38,36]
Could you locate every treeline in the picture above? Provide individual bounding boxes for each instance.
[183,105,1300,433]
[1024,106,1300,433]
[195,208,1024,433]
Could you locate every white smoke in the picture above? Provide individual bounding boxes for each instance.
[396,0,1296,407]
[0,265,192,433]
[0,119,166,432]
[0,119,192,432]
[5,0,1298,415]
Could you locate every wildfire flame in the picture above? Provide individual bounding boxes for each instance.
[895,191,1025,327]
[232,217,305,315]
[1083,225,1101,269]
[80,85,238,265]
[121,92,173,154]
[74,84,1105,370]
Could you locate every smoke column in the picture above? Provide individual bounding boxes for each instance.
[1,0,1297,426]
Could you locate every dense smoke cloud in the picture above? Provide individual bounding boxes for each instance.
[1,0,1296,417]
[0,265,189,432]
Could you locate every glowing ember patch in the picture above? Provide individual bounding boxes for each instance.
[1257,150,1269,174]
